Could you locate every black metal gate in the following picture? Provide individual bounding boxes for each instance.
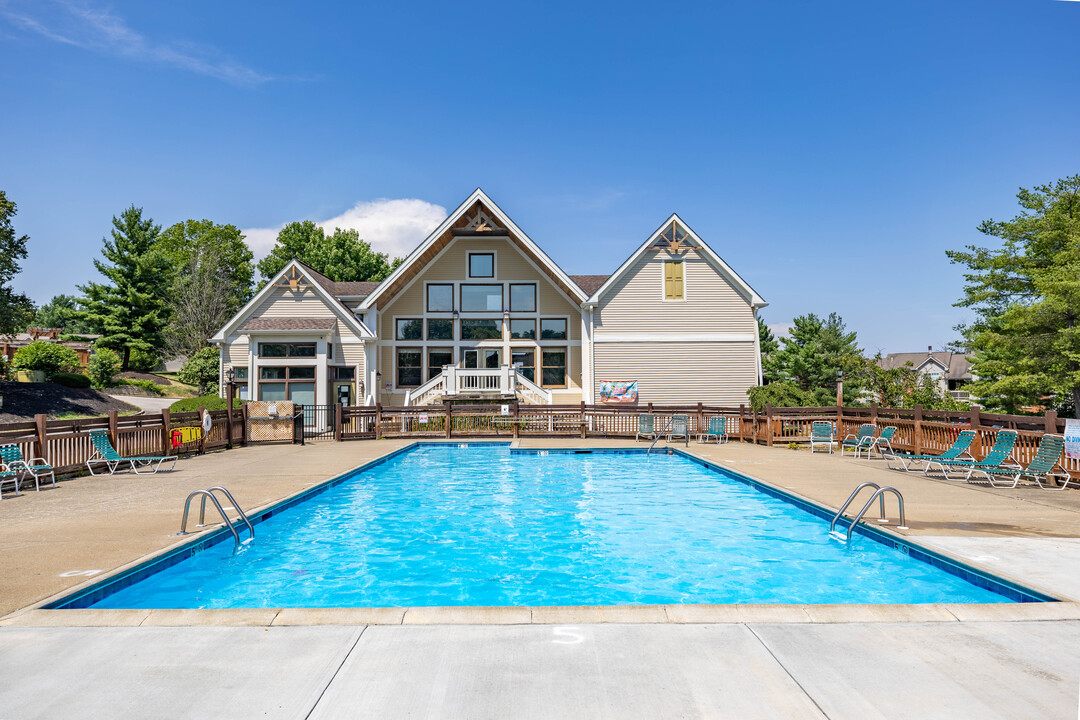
[302,404,335,439]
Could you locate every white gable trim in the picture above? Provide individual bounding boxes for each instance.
[584,214,767,309]
[359,189,588,310]
[210,260,375,342]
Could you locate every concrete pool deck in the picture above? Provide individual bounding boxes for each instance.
[2,438,1080,717]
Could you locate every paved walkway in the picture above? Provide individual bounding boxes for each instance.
[1,620,1077,719]
[107,393,179,414]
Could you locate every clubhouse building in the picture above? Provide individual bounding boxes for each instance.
[211,189,767,408]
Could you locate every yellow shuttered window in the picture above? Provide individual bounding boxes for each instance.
[663,260,684,300]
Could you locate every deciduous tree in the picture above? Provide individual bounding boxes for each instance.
[32,294,94,334]
[158,219,254,306]
[256,222,401,282]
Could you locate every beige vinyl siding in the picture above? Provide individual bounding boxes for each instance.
[593,342,758,406]
[253,286,339,318]
[339,343,366,369]
[594,248,755,334]
[225,338,249,365]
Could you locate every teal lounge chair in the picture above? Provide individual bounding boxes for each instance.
[668,415,689,446]
[636,414,656,441]
[969,434,1075,489]
[809,421,835,453]
[0,443,55,492]
[698,417,728,444]
[864,427,897,459]
[0,464,21,497]
[883,429,976,472]
[86,430,178,475]
[924,429,1020,480]
[841,424,875,458]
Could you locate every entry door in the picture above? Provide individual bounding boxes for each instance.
[463,349,500,369]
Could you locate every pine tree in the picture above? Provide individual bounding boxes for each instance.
[79,206,173,370]
[764,312,863,405]
[0,190,35,335]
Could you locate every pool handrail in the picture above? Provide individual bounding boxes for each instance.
[178,488,253,552]
[647,416,676,455]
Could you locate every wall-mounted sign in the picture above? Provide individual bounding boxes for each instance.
[501,404,510,416]
[1065,419,1080,460]
[600,380,638,404]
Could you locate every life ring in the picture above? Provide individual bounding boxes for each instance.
[201,410,213,434]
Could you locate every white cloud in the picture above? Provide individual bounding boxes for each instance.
[242,198,448,262]
[0,0,271,86]
[768,322,794,338]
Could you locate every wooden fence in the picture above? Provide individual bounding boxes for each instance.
[336,401,1079,482]
[0,406,247,479]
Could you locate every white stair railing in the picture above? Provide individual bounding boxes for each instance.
[404,371,447,406]
[403,365,553,405]
[514,371,552,405]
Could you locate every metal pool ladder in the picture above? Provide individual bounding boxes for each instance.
[829,482,907,543]
[178,486,255,552]
[647,417,676,455]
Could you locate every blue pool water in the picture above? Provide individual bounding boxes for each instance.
[87,445,1020,608]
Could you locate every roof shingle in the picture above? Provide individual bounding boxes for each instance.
[241,317,337,332]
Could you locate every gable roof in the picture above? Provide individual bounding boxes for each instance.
[877,352,974,379]
[359,189,589,309]
[569,275,610,295]
[210,259,375,342]
[584,214,767,308]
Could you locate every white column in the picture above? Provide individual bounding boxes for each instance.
[315,338,328,408]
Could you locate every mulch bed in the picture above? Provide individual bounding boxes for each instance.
[0,381,140,423]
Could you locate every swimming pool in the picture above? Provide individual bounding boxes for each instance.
[63,445,1047,609]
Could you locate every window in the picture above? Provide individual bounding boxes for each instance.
[396,318,423,340]
[512,349,535,383]
[663,260,684,300]
[540,318,567,340]
[231,367,248,400]
[541,349,567,387]
[509,319,536,340]
[428,348,453,380]
[468,252,494,278]
[427,284,454,312]
[509,283,536,312]
[258,343,316,358]
[460,319,502,340]
[258,366,317,404]
[327,343,333,360]
[460,284,503,312]
[333,367,354,380]
[397,349,422,387]
[233,367,248,380]
[426,319,454,341]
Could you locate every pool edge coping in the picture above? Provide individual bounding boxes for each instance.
[5,441,1068,625]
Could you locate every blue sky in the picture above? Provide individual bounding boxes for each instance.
[2,0,1078,354]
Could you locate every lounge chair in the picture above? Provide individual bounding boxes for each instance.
[698,417,728,444]
[841,424,875,458]
[809,421,835,453]
[883,429,976,472]
[968,434,1075,489]
[924,429,1021,480]
[668,415,689,446]
[0,464,21,496]
[0,443,55,492]
[864,427,897,459]
[636,414,656,442]
[86,429,178,475]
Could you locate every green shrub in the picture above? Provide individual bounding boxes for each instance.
[121,378,167,396]
[0,354,9,381]
[179,347,221,395]
[169,395,242,412]
[128,347,161,372]
[11,341,81,377]
[87,348,121,389]
[51,372,92,388]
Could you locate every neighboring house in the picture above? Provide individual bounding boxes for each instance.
[0,328,99,368]
[878,347,975,401]
[211,189,767,408]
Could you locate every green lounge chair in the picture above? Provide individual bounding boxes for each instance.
[883,429,976,472]
[636,414,656,441]
[86,429,178,475]
[864,427,897,459]
[0,443,55,492]
[698,417,728,444]
[809,421,835,453]
[668,415,689,446]
[969,434,1075,489]
[924,429,1020,480]
[1,464,21,497]
[841,424,875,458]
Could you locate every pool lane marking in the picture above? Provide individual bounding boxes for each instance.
[553,627,585,644]
[59,570,103,577]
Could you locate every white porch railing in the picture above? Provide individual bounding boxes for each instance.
[403,365,552,405]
